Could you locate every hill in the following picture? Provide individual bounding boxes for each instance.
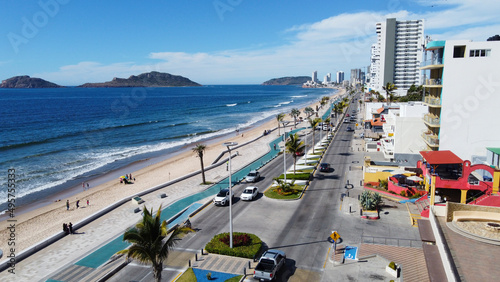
[1,76,63,88]
[78,71,201,87]
[262,76,311,85]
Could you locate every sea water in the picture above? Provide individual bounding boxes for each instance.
[0,85,335,212]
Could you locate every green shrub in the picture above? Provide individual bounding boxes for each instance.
[378,179,388,190]
[400,190,406,197]
[277,173,310,180]
[205,232,262,259]
[388,261,396,270]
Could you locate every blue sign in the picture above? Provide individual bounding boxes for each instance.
[344,246,358,260]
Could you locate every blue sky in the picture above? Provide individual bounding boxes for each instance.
[1,0,499,85]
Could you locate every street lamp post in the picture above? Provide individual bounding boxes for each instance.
[282,122,288,182]
[223,141,238,248]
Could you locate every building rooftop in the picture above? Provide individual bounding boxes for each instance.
[487,147,500,155]
[420,150,463,165]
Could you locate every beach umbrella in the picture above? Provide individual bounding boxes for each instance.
[407,176,423,181]
[120,176,126,178]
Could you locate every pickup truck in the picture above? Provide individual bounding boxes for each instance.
[253,249,286,281]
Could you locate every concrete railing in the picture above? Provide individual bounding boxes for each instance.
[429,206,458,282]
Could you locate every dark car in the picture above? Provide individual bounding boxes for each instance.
[319,163,330,172]
[346,126,354,131]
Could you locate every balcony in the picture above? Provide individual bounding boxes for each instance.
[420,57,444,69]
[423,113,440,127]
[424,96,441,108]
[421,131,439,148]
[423,78,443,88]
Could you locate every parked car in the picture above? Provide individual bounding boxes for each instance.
[241,186,259,201]
[245,170,260,183]
[254,249,286,281]
[295,151,305,156]
[213,188,234,206]
[346,126,354,131]
[319,163,330,172]
[344,118,349,123]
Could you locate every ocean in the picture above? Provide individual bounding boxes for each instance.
[0,85,336,213]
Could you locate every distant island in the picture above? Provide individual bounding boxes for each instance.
[1,76,63,88]
[78,71,201,87]
[262,76,311,85]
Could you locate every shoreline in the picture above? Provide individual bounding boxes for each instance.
[0,87,345,254]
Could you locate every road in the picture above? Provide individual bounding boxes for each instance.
[110,97,361,282]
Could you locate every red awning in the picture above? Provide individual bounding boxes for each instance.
[419,150,463,164]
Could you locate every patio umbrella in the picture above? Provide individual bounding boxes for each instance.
[407,176,423,181]
[120,176,126,179]
[392,174,407,179]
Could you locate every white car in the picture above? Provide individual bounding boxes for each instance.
[241,186,259,201]
[213,188,234,206]
[245,170,260,183]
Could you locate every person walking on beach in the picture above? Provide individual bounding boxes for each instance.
[76,200,80,209]
[274,143,276,150]
[68,222,73,234]
[86,183,89,189]
[66,200,70,210]
[82,182,85,191]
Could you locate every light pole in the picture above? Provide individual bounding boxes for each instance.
[282,122,288,182]
[223,141,238,248]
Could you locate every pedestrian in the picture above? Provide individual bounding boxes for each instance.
[76,200,80,209]
[66,200,70,210]
[86,183,89,189]
[63,223,68,234]
[68,222,73,234]
[129,173,132,179]
[82,182,85,191]
[87,199,89,206]
[133,177,136,181]
[226,161,229,171]
[274,143,276,150]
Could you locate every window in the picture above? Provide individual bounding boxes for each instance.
[453,46,466,58]
[469,49,491,57]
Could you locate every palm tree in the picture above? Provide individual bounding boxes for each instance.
[308,118,321,154]
[289,108,301,128]
[285,133,305,175]
[117,205,193,282]
[382,82,398,105]
[276,113,285,135]
[304,107,314,118]
[192,144,207,184]
[273,177,295,194]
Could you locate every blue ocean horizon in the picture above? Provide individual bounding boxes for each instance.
[0,85,336,213]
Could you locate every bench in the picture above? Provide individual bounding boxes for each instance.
[418,219,436,243]
[453,211,500,222]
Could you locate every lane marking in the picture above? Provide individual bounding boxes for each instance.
[323,246,331,268]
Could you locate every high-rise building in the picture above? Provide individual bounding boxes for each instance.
[420,39,500,160]
[312,71,318,83]
[336,71,344,84]
[350,68,362,85]
[370,18,424,96]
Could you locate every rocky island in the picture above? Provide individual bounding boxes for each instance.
[262,76,311,85]
[78,71,201,87]
[1,76,63,88]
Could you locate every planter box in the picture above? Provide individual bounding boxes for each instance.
[361,209,379,219]
[386,265,401,278]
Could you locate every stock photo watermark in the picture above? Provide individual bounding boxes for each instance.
[213,0,244,21]
[7,0,70,54]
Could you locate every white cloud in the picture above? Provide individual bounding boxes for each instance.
[34,1,500,85]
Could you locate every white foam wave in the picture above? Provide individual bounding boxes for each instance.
[226,103,237,107]
[291,95,307,98]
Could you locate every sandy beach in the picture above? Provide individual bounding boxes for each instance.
[0,87,344,255]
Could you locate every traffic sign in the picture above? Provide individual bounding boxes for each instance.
[330,231,340,241]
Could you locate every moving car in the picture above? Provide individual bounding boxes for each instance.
[245,170,260,183]
[241,186,259,201]
[344,118,349,123]
[254,249,286,281]
[319,163,330,172]
[213,188,234,206]
[346,126,354,131]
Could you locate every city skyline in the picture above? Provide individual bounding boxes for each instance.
[1,0,499,85]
